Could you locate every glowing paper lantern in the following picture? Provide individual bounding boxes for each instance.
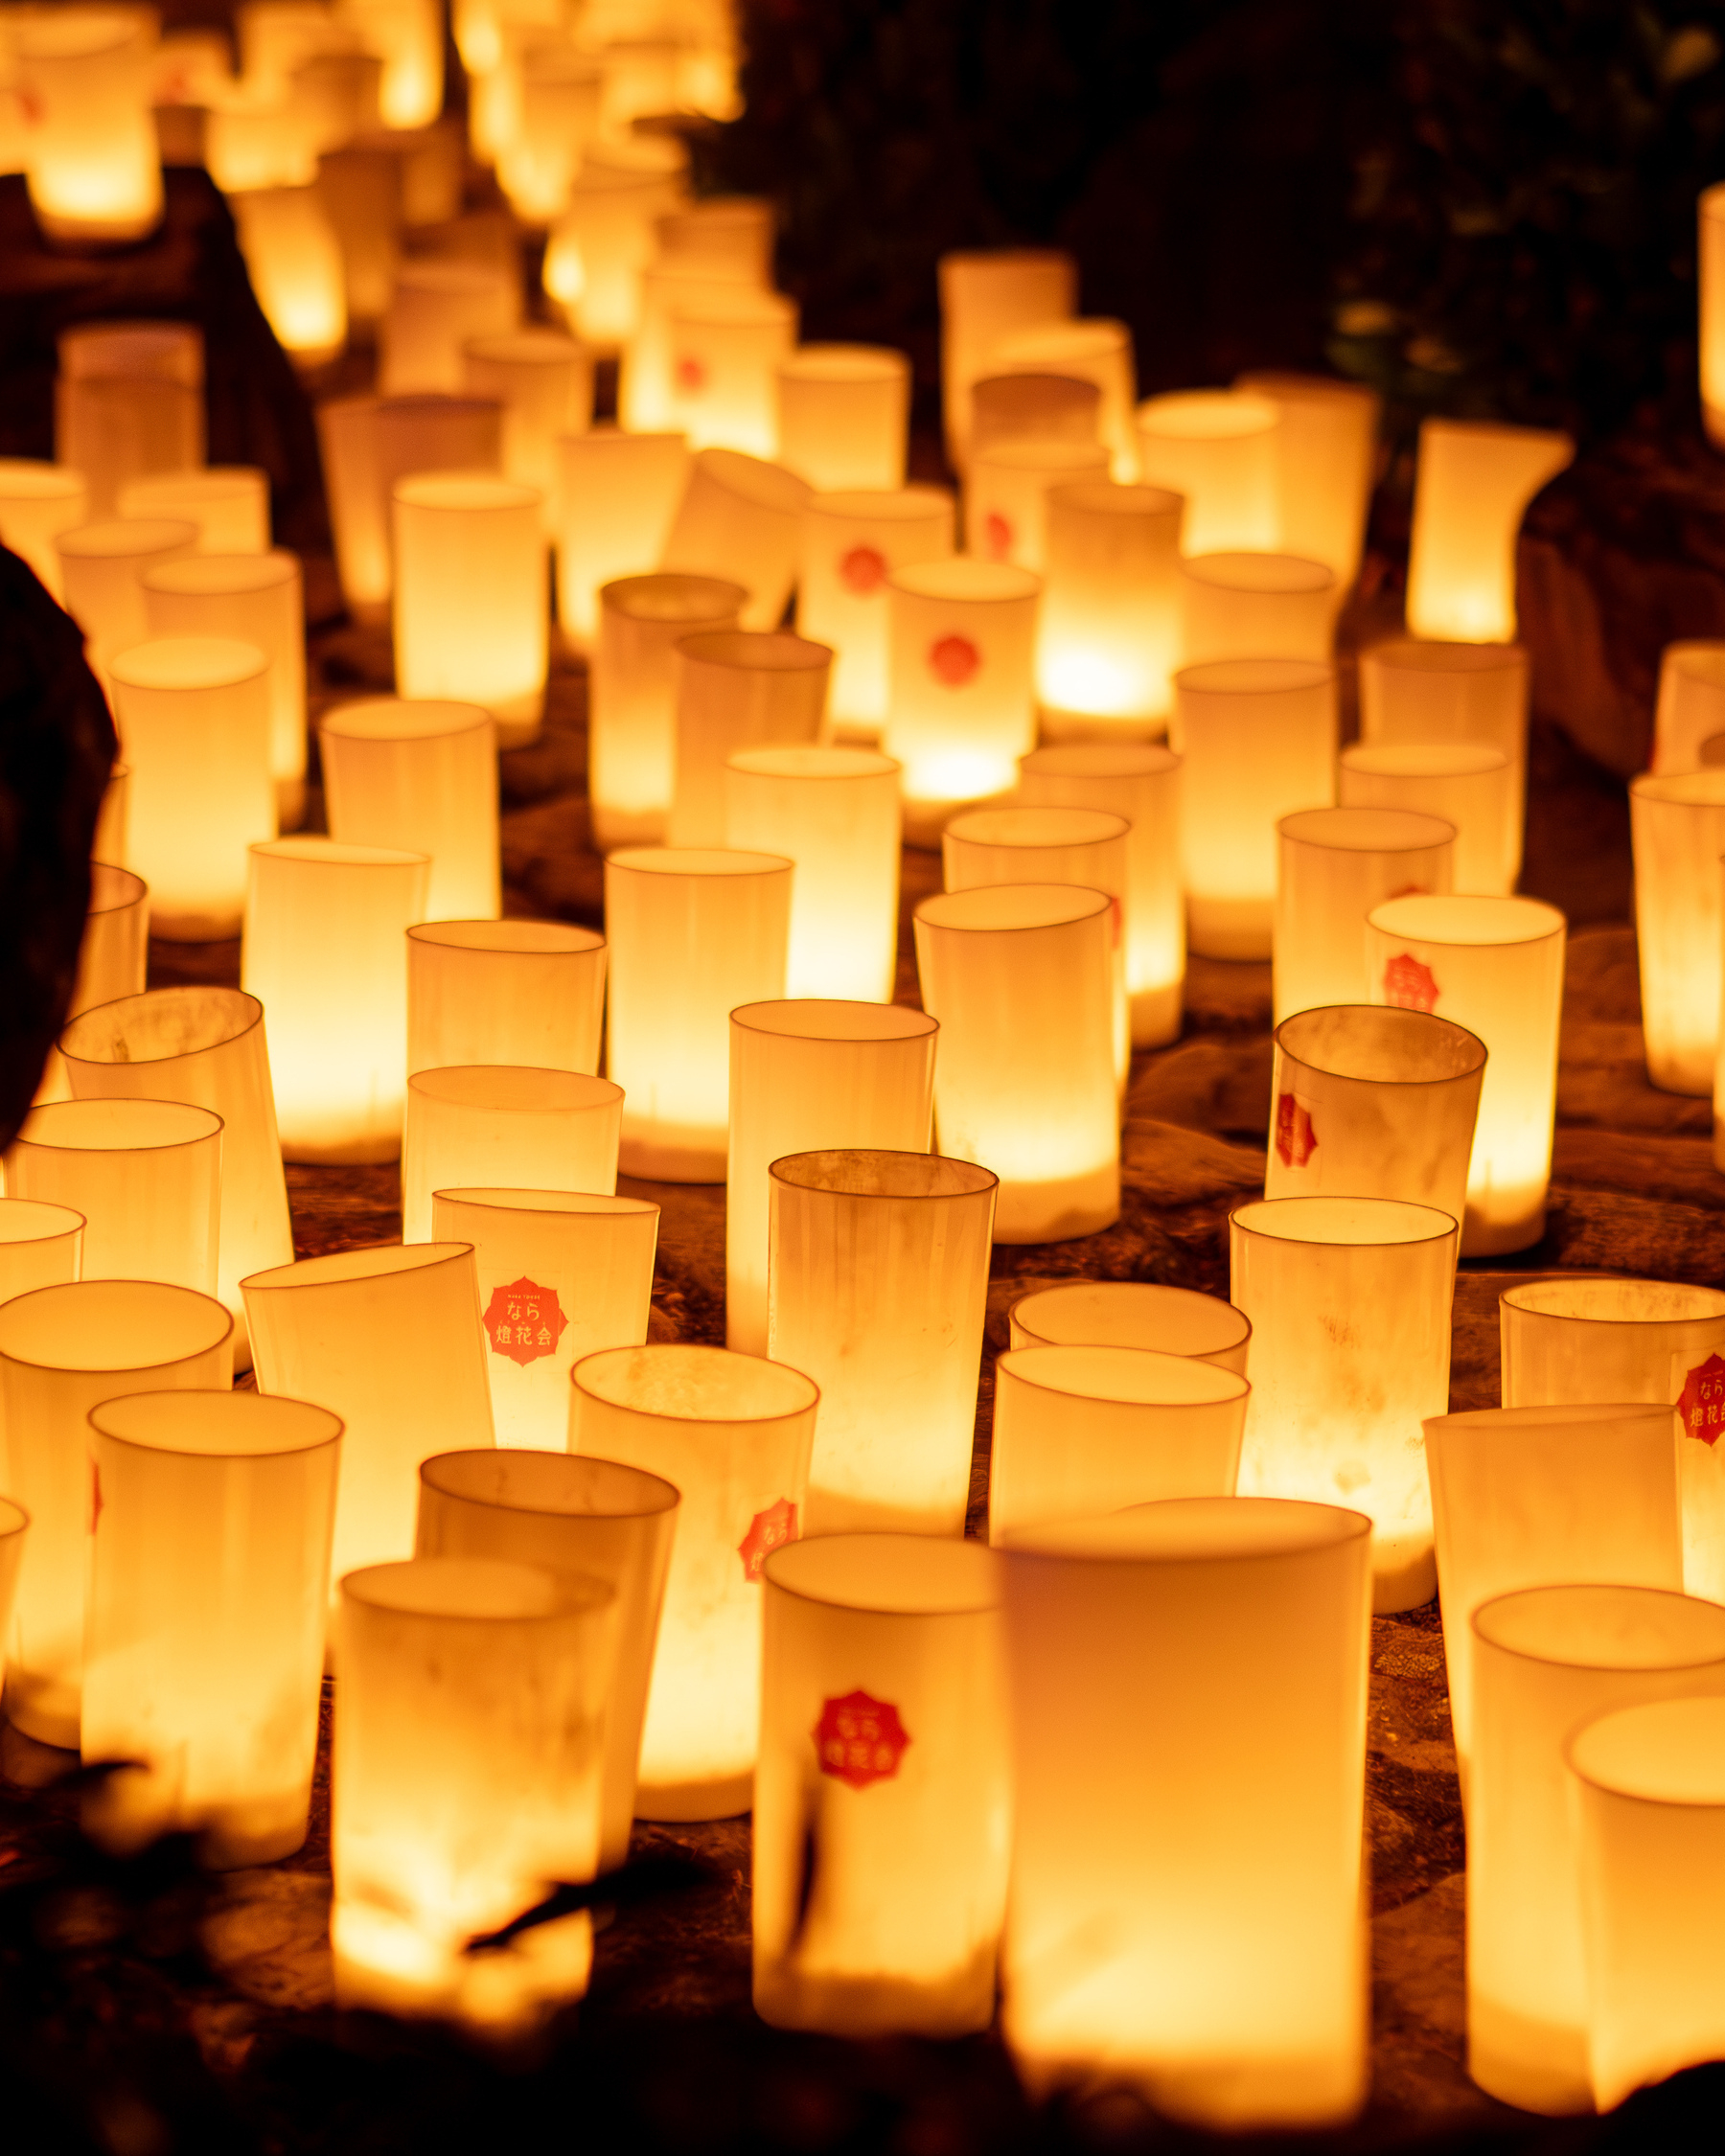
[388,118,464,225]
[56,518,197,688]
[797,487,954,737]
[1032,483,1183,739]
[94,764,129,865]
[1339,743,1512,898]
[937,248,1076,470]
[407,920,607,1078]
[320,696,498,920]
[670,631,830,848]
[1405,419,1575,642]
[0,1199,84,1311]
[1173,657,1336,960]
[605,848,792,1180]
[55,378,202,523]
[660,447,813,632]
[15,7,163,245]
[724,746,901,1002]
[1653,642,1725,772]
[107,635,275,938]
[230,184,349,367]
[966,438,1111,574]
[1467,1584,1725,2114]
[914,883,1117,1242]
[415,1448,677,1869]
[1008,1281,1251,1373]
[391,473,545,748]
[554,428,690,650]
[775,346,909,492]
[1703,185,1725,447]
[205,93,320,195]
[0,461,88,600]
[316,144,401,323]
[0,1279,233,1747]
[402,1068,623,1243]
[655,196,776,282]
[61,861,150,1038]
[462,329,592,526]
[242,837,428,1163]
[589,574,747,845]
[0,1500,26,1677]
[1629,770,1725,1094]
[1135,390,1278,554]
[726,1002,934,1357]
[626,262,758,434]
[769,1150,995,1537]
[1366,893,1566,1256]
[341,0,443,130]
[1230,1195,1457,1610]
[1180,550,1337,667]
[541,156,686,349]
[971,374,1100,462]
[380,259,516,395]
[1273,806,1457,1025]
[80,1390,340,1865]
[1234,371,1380,589]
[884,558,1041,831]
[570,1342,817,1818]
[754,1535,1008,2034]
[668,287,798,459]
[991,318,1138,479]
[1000,1498,1372,2129]
[497,50,599,223]
[989,1345,1248,1544]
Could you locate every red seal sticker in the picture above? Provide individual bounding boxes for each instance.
[1275,1091,1319,1169]
[482,1276,568,1367]
[739,1497,798,1581]
[1678,1353,1725,1446]
[1383,951,1439,1012]
[839,543,886,595]
[982,509,1013,561]
[928,633,980,688]
[814,1689,910,1790]
[674,355,706,392]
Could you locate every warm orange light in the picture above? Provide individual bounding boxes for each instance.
[669,287,799,459]
[775,345,909,492]
[670,631,830,848]
[230,184,349,366]
[320,695,498,918]
[15,8,163,245]
[966,438,1110,573]
[590,574,747,845]
[660,447,814,632]
[317,145,401,327]
[884,557,1041,827]
[55,322,203,518]
[116,467,269,554]
[990,319,1138,479]
[971,373,1101,463]
[1007,1280,1250,1372]
[0,1198,84,1310]
[462,329,591,528]
[381,259,516,395]
[1405,420,1575,642]
[1033,483,1183,737]
[1234,371,1381,590]
[1628,771,1725,1094]
[406,919,607,1079]
[402,1067,623,1242]
[1653,641,1725,772]
[7,1098,221,1297]
[391,472,545,747]
[541,150,687,349]
[343,0,443,129]
[1179,550,1336,667]
[796,487,954,736]
[937,249,1076,470]
[1273,806,1456,1025]
[0,460,88,601]
[554,427,690,651]
[1135,390,1278,553]
[1338,742,1512,898]
[56,518,198,688]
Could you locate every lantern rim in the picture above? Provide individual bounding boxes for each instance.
[1135,387,1278,443]
[1629,768,1725,809]
[997,1342,1248,1411]
[1044,479,1183,522]
[804,484,953,525]
[675,629,832,675]
[57,518,200,562]
[888,556,1040,605]
[914,882,1111,936]
[970,436,1112,478]
[1230,1194,1458,1250]
[731,999,936,1045]
[408,918,604,957]
[405,1066,624,1114]
[1008,1280,1251,1360]
[89,1388,343,1461]
[1276,805,1459,854]
[768,1148,997,1203]
[0,1197,87,1249]
[463,329,585,368]
[0,1279,233,1375]
[420,1446,680,1522]
[241,1238,476,1296]
[994,316,1131,363]
[776,342,908,386]
[1565,1695,1725,1809]
[0,460,85,503]
[726,745,900,783]
[605,845,794,880]
[108,634,269,694]
[1182,550,1334,597]
[1274,1004,1487,1087]
[1472,1582,1725,1675]
[249,836,431,872]
[13,1097,223,1158]
[1022,742,1181,780]
[1499,1275,1725,1327]
[1361,636,1529,680]
[1000,1492,1371,1564]
[1366,891,1564,948]
[945,805,1130,852]
[320,694,494,743]
[571,1341,818,1427]
[688,446,812,516]
[763,1530,1000,1616]
[62,985,264,1069]
[340,1554,613,1623]
[142,547,299,599]
[86,862,149,915]
[600,570,750,624]
[432,1186,657,1223]
[1174,656,1332,698]
[1340,741,1508,780]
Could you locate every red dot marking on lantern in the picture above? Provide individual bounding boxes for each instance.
[739,1496,798,1582]
[675,356,707,392]
[1275,1091,1319,1170]
[839,543,886,596]
[813,1688,910,1790]
[983,510,1013,561]
[481,1276,568,1368]
[1678,1353,1725,1447]
[1383,952,1439,1013]
[928,633,980,688]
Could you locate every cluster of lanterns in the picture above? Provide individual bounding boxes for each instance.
[7,2,1725,2134]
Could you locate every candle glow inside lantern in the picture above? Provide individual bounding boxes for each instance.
[117,467,269,556]
[415,1448,678,1870]
[1338,742,1513,898]
[1179,550,1337,668]
[769,1150,996,1537]
[380,259,516,395]
[754,1535,1009,2035]
[402,1067,624,1243]
[989,318,1138,479]
[1466,1584,1725,2116]
[1008,1281,1251,1372]
[320,696,498,921]
[775,345,909,492]
[1230,1195,1457,1611]
[796,487,954,737]
[670,631,831,848]
[1405,418,1575,642]
[315,393,502,622]
[1134,389,1279,554]
[1234,370,1381,591]
[884,558,1041,830]
[554,428,691,650]
[1653,642,1725,772]
[542,157,686,349]
[667,287,798,459]
[1000,1498,1372,2129]
[56,518,198,688]
[965,437,1111,574]
[1173,657,1337,960]
[407,919,607,1078]
[936,248,1076,470]
[462,329,592,528]
[230,183,350,367]
[496,49,600,223]
[0,1198,84,1312]
[1032,483,1183,739]
[0,461,89,600]
[627,263,761,436]
[1367,893,1567,1256]
[316,144,402,327]
[971,374,1102,463]
[0,1279,234,1748]
[914,884,1118,1243]
[660,447,813,633]
[44,865,150,1099]
[80,1390,341,1866]
[1629,770,1725,1094]
[569,1342,817,1820]
[988,1344,1249,1545]
[726,1002,935,1358]
[1273,806,1458,1026]
[391,473,545,747]
[1703,184,1725,447]
[15,7,163,245]
[605,848,792,1181]
[242,837,428,1164]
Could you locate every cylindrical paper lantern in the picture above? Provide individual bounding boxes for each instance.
[1230,1195,1457,1610]
[402,1068,623,1243]
[1000,1498,1372,2129]
[0,1279,233,1747]
[797,487,955,736]
[117,468,269,555]
[659,447,813,632]
[937,248,1076,469]
[1173,658,1337,960]
[1467,1584,1725,2115]
[991,318,1137,480]
[1704,183,1725,447]
[242,837,429,1163]
[605,848,793,1181]
[0,460,88,600]
[497,51,600,222]
[966,438,1111,574]
[1406,419,1575,642]
[1008,1281,1251,1373]
[60,861,150,1043]
[94,765,129,867]
[462,329,592,526]
[0,1499,26,1683]
[654,196,775,281]
[667,287,797,459]
[54,378,201,526]
[1234,370,1380,589]
[1273,807,1457,1026]
[0,1199,84,1311]
[80,1390,340,1866]
[320,696,498,920]
[315,393,502,622]
[627,262,761,435]
[391,472,545,746]
[971,373,1101,462]
[56,518,198,686]
[1653,641,1725,772]
[14,7,162,245]
[554,427,691,649]
[726,1002,935,1357]
[1338,743,1511,897]
[380,259,516,395]
[415,1447,678,1870]
[1367,893,1566,1256]
[884,558,1041,830]
[669,631,830,848]
[589,572,747,846]
[914,884,1118,1243]
[1180,550,1336,667]
[244,1241,494,1591]
[1033,483,1183,737]
[406,920,607,1079]
[988,1345,1248,1544]
[58,322,201,388]
[569,1342,817,1819]
[1629,769,1725,1094]
[769,1150,995,1537]
[316,144,401,325]
[754,1535,1008,2035]
[775,345,909,492]
[229,184,349,368]
[1135,389,1278,554]
[541,157,686,349]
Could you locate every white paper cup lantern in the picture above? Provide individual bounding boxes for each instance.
[1180,550,1337,667]
[391,472,546,747]
[380,259,516,395]
[655,196,776,282]
[1653,642,1725,772]
[554,428,691,649]
[315,393,502,622]
[1008,1281,1252,1373]
[570,1342,817,1819]
[914,884,1118,1243]
[242,837,428,1164]
[0,461,89,600]
[755,1535,1009,2036]
[726,1002,935,1358]
[402,1068,623,1243]
[541,156,687,349]
[971,373,1101,462]
[1230,1195,1457,1610]
[660,447,813,632]
[797,487,955,736]
[669,631,830,848]
[884,558,1041,830]
[775,345,909,492]
[1000,1498,1372,2130]
[966,438,1111,574]
[1273,806,1457,1025]
[627,263,760,434]
[1367,893,1566,1256]
[1629,770,1725,1094]
[80,1390,341,1867]
[317,144,401,325]
[0,1199,84,1311]
[1234,370,1380,588]
[117,468,269,555]
[462,329,592,527]
[937,248,1076,470]
[1173,658,1337,960]
[0,1279,234,1748]
[770,1150,996,1538]
[406,920,607,1079]
[1033,483,1183,738]
[1467,1584,1725,2115]
[1338,742,1512,898]
[54,864,150,1072]
[230,183,350,367]
[15,7,163,245]
[1406,419,1575,642]
[57,518,198,688]
[94,766,129,867]
[319,696,498,921]
[497,50,600,223]
[668,287,797,459]
[990,318,1138,479]
[55,379,202,525]
[1703,184,1725,447]
[1135,389,1279,553]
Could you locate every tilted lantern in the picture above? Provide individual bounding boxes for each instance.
[1653,641,1725,772]
[401,1067,623,1242]
[775,345,909,492]
[406,920,607,1079]
[315,393,501,623]
[1273,806,1457,1026]
[1405,419,1574,642]
[1179,550,1336,668]
[320,696,499,921]
[965,437,1111,573]
[937,248,1076,470]
[796,487,954,738]
[56,518,198,689]
[1008,1280,1250,1372]
[554,428,690,650]
[1134,388,1278,553]
[659,447,813,632]
[392,473,546,747]
[1234,370,1380,591]
[1032,483,1183,740]
[462,329,592,527]
[990,318,1138,478]
[0,460,87,601]
[114,469,269,555]
[669,631,830,849]
[1339,742,1512,898]
[14,6,163,246]
[1629,770,1725,1094]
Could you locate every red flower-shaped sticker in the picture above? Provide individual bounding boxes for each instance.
[1679,1353,1725,1446]
[1383,952,1439,1013]
[675,355,707,392]
[1275,1092,1318,1169]
[739,1497,798,1581]
[928,633,980,688]
[839,543,886,595]
[482,1276,568,1368]
[814,1689,910,1790]
[982,509,1013,561]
